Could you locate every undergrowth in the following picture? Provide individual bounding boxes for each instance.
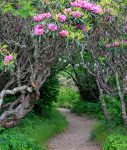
[0,109,67,150]
[71,100,102,117]
[55,86,80,108]
[91,121,127,150]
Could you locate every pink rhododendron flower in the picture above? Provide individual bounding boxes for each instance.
[45,12,52,18]
[106,44,111,48]
[34,12,52,22]
[70,0,82,7]
[47,23,58,31]
[70,2,78,7]
[58,14,66,22]
[70,0,103,14]
[83,2,93,10]
[91,5,103,14]
[59,30,69,37]
[112,42,120,47]
[8,54,13,61]
[72,11,82,18]
[33,14,45,22]
[64,8,72,13]
[34,24,44,35]
[4,54,14,64]
[121,40,127,44]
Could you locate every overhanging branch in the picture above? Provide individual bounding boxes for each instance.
[0,85,32,107]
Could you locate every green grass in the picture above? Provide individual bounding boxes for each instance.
[0,109,67,150]
[91,121,127,149]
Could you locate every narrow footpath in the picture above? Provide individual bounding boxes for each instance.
[48,108,101,150]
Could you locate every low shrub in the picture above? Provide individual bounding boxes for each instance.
[91,121,127,150]
[0,130,41,150]
[71,100,102,117]
[91,121,111,144]
[0,109,67,150]
[102,95,122,124]
[103,134,127,150]
[21,110,67,145]
[55,87,80,108]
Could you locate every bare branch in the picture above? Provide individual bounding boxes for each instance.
[0,85,32,107]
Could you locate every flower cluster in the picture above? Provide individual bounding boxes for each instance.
[59,30,69,37]
[58,14,67,22]
[72,11,82,18]
[70,0,103,14]
[106,40,127,48]
[122,40,127,44]
[33,0,103,38]
[106,42,120,48]
[64,8,72,13]
[47,23,58,31]
[34,23,69,37]
[34,24,44,35]
[34,12,52,22]
[4,54,14,65]
[33,14,68,36]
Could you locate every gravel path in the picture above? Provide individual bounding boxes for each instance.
[48,108,101,150]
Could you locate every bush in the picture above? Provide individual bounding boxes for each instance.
[91,121,127,150]
[55,87,80,108]
[21,110,67,145]
[91,121,111,144]
[0,109,67,150]
[34,69,60,116]
[102,95,122,124]
[103,134,127,150]
[71,100,102,116]
[0,130,41,150]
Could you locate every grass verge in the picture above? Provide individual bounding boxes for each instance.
[0,109,67,150]
[91,121,127,150]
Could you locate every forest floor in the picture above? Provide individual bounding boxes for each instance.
[48,108,101,150]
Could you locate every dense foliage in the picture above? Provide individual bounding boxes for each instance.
[0,131,41,150]
[91,121,127,150]
[0,110,67,150]
[71,100,102,116]
[56,86,80,108]
[34,69,60,115]
[103,134,127,150]
[0,0,127,149]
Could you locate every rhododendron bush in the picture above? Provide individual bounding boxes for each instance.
[0,44,16,72]
[0,0,126,128]
[32,0,104,40]
[58,1,127,124]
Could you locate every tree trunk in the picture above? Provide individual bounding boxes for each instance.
[0,93,36,128]
[96,78,110,120]
[115,72,127,126]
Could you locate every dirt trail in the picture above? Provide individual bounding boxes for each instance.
[48,108,101,150]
